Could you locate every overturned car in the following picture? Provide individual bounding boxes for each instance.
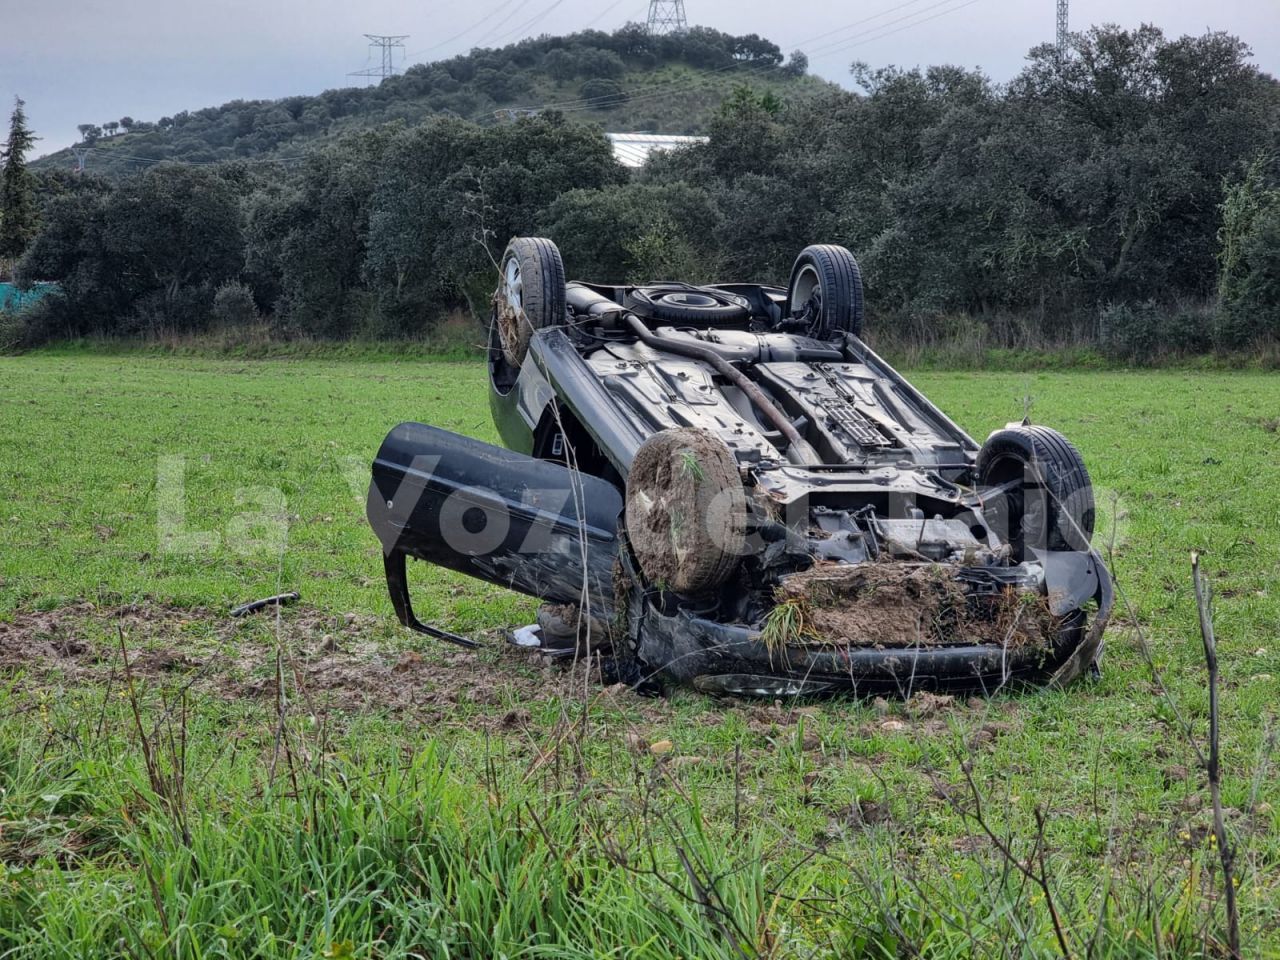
[367,237,1113,697]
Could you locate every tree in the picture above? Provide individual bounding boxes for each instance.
[783,50,809,78]
[579,78,628,109]
[1217,158,1280,342]
[705,86,784,180]
[730,34,783,66]
[542,182,719,282]
[575,47,625,80]
[0,97,39,261]
[543,48,577,83]
[103,121,120,137]
[16,165,243,335]
[1009,25,1276,300]
[355,113,625,332]
[119,116,135,132]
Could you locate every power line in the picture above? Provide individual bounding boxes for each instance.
[646,0,687,35]
[582,0,644,31]
[402,0,522,63]
[86,151,308,167]
[484,0,570,49]
[803,0,977,59]
[483,0,982,123]
[348,34,409,85]
[818,0,985,59]
[785,0,931,49]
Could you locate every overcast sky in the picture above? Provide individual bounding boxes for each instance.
[3,0,1276,158]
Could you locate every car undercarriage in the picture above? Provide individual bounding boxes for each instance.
[368,237,1113,698]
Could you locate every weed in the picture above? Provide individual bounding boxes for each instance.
[679,450,706,483]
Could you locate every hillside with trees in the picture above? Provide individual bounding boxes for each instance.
[31,26,817,179]
[4,24,1279,362]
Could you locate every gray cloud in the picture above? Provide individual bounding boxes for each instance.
[3,0,1276,157]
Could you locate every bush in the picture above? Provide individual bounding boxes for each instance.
[1165,303,1214,353]
[213,280,260,328]
[623,216,701,284]
[1100,301,1217,361]
[0,309,26,352]
[579,78,628,109]
[1,294,76,348]
[1099,302,1163,362]
[124,285,216,337]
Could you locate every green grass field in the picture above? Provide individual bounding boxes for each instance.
[1,352,1277,958]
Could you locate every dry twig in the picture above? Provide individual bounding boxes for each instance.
[1191,551,1240,959]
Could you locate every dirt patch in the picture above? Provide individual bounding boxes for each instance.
[0,602,207,681]
[0,602,659,726]
[771,563,1058,650]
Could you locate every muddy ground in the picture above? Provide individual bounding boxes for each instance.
[0,601,640,727]
[0,601,1003,745]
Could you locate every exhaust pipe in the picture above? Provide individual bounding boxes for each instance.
[367,422,622,643]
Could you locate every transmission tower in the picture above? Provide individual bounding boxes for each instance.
[646,0,687,36]
[348,34,409,85]
[70,146,90,174]
[1056,0,1068,59]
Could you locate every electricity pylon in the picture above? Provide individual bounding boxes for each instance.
[349,34,409,85]
[646,1,687,36]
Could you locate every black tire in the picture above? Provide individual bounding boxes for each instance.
[976,425,1095,560]
[625,427,747,595]
[787,245,865,338]
[625,286,751,326]
[495,237,566,367]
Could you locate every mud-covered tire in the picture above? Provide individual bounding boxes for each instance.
[788,245,864,338]
[625,427,747,595]
[495,237,566,367]
[976,425,1095,559]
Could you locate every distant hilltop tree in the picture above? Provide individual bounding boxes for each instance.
[783,50,808,77]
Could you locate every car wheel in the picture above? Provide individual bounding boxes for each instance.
[788,245,864,338]
[976,425,1095,560]
[495,237,566,367]
[625,427,747,595]
[625,286,752,325]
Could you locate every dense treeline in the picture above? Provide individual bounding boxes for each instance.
[5,24,1279,359]
[33,26,811,178]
